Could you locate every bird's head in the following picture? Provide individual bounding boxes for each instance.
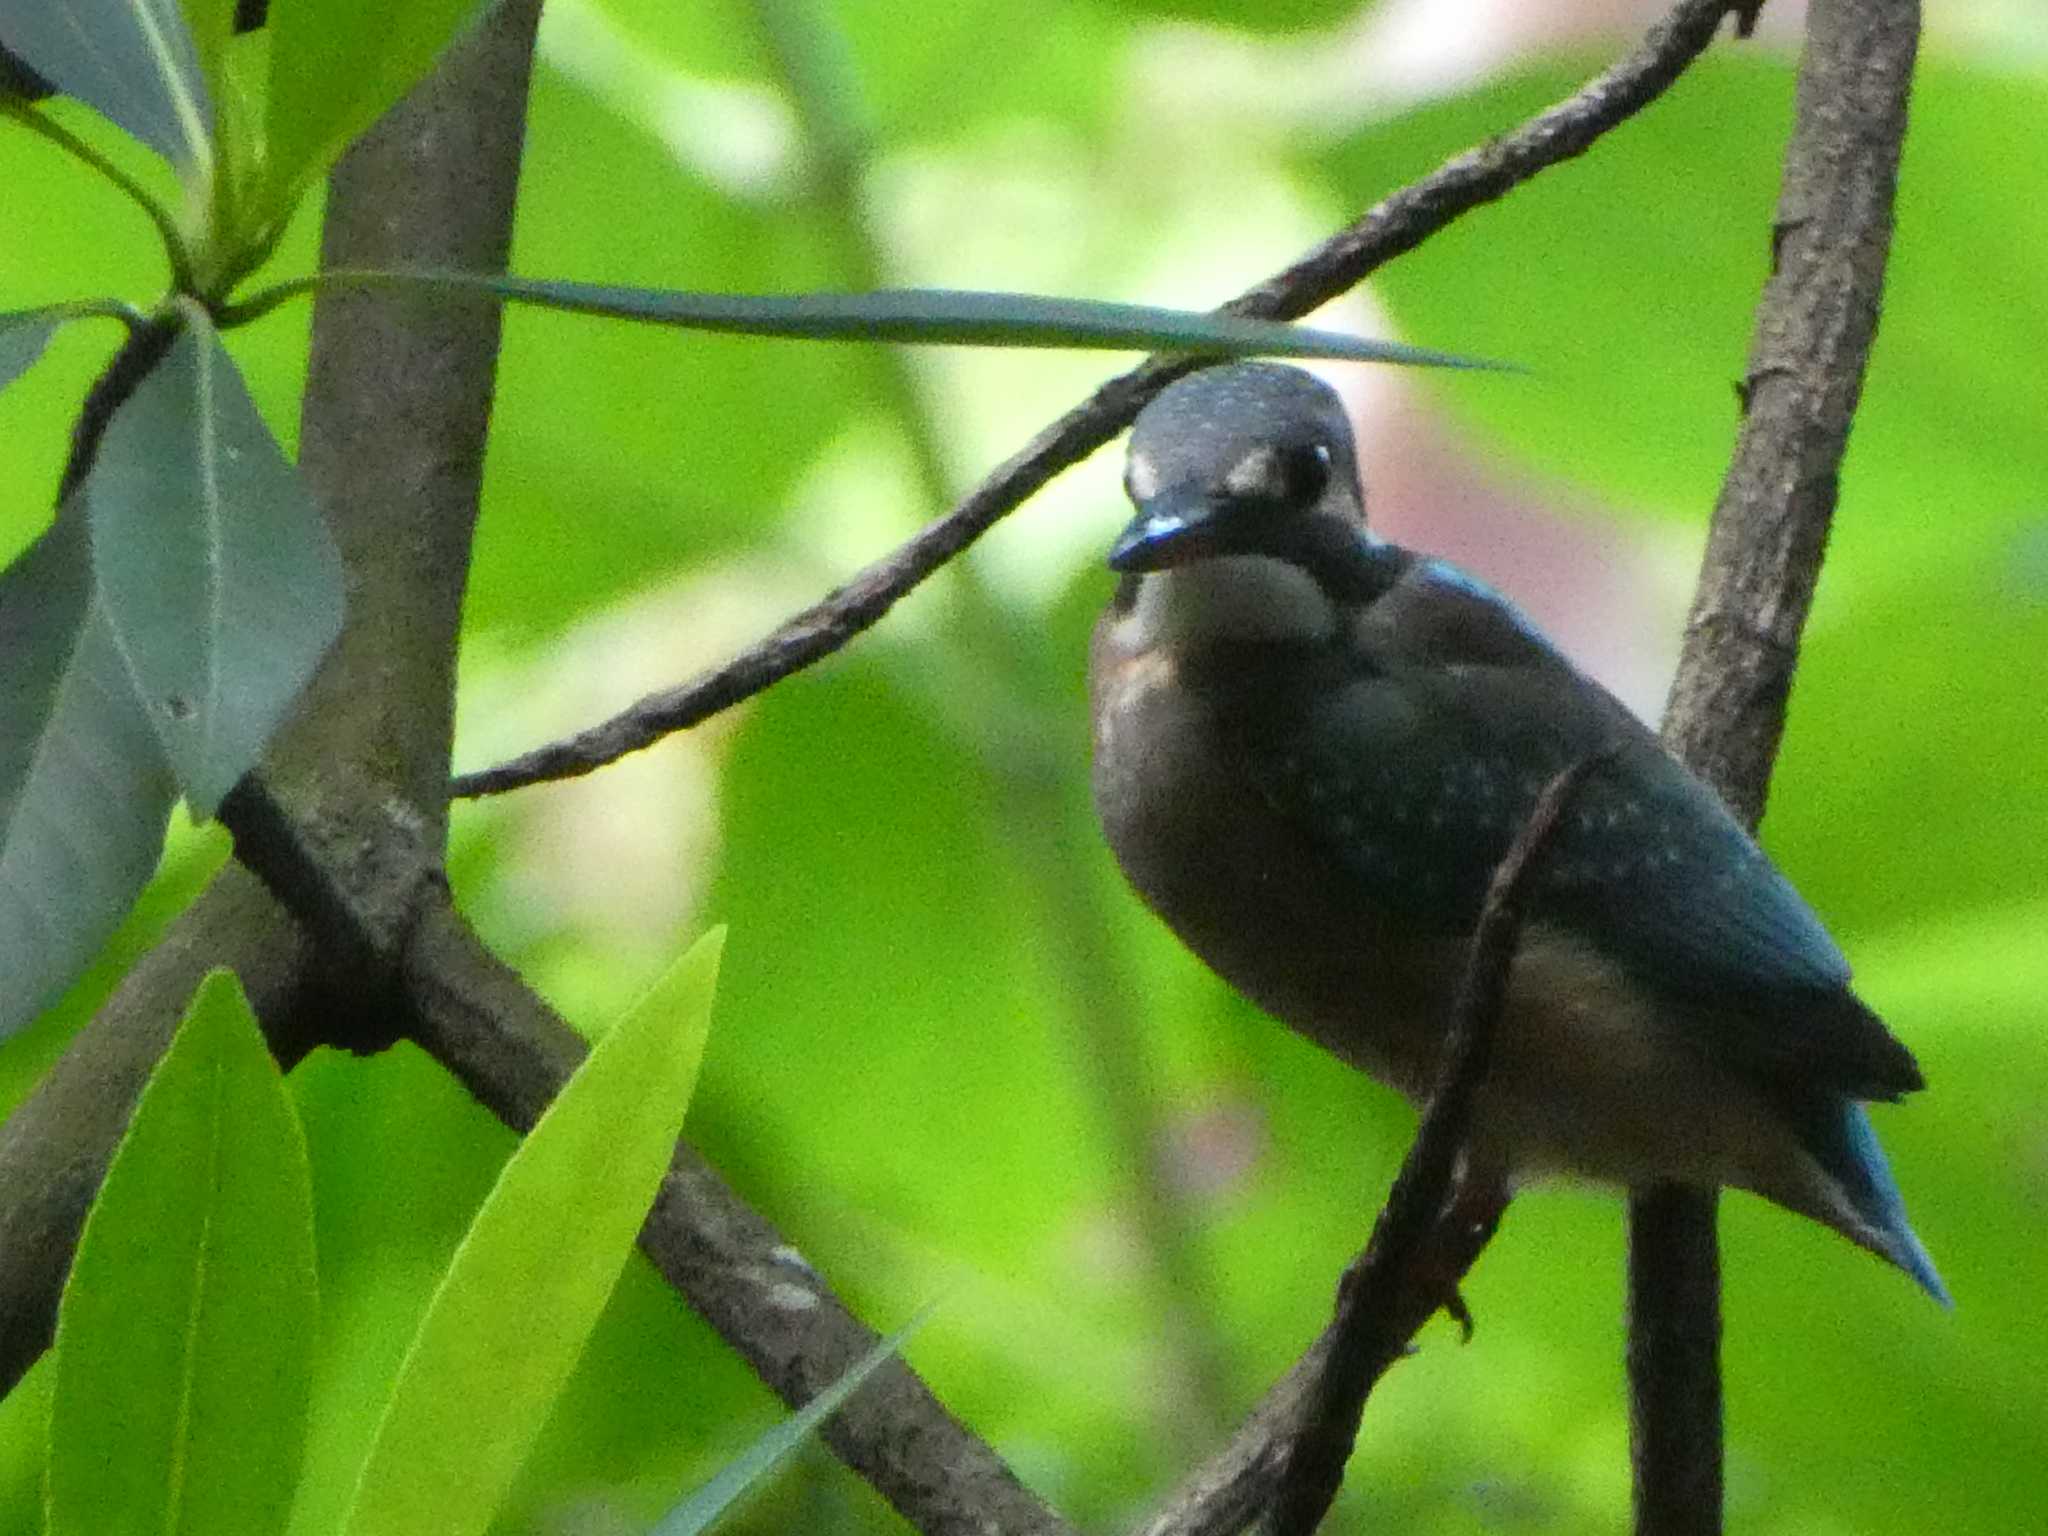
[1109,362,1367,577]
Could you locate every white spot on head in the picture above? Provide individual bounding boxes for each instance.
[1222,445,1286,501]
[1125,451,1162,503]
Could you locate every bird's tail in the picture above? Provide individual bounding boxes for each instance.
[1793,1096,1951,1306]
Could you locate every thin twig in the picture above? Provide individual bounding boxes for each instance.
[1630,4,1922,1532]
[1265,756,1609,1536]
[453,0,1747,799]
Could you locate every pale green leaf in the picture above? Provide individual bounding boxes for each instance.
[263,0,484,209]
[47,969,318,1536]
[0,0,213,171]
[339,929,726,1536]
[0,512,175,1040]
[84,307,343,815]
[653,1307,933,1536]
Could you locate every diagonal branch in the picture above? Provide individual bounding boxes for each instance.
[452,0,1750,799]
[401,897,1076,1536]
[1265,757,1609,1536]
[1129,759,1605,1536]
[1631,5,1922,1533]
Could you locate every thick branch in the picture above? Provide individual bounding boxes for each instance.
[0,0,541,1394]
[1631,3,1921,1533]
[453,0,1747,799]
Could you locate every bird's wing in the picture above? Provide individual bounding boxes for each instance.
[1239,557,1919,1098]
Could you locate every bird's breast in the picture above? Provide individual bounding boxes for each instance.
[1089,622,1449,1095]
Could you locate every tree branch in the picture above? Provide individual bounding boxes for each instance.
[1127,760,1605,1536]
[452,0,1748,799]
[403,899,1078,1536]
[0,0,543,1395]
[1266,758,1607,1536]
[1632,2,1921,1532]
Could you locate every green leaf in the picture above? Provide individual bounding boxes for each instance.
[0,512,175,1040]
[239,270,1514,369]
[338,928,726,1536]
[0,0,214,172]
[263,0,484,210]
[84,306,342,816]
[47,969,318,1536]
[179,0,238,95]
[652,1307,933,1536]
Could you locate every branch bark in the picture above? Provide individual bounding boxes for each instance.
[0,0,542,1393]
[1266,759,1608,1536]
[1633,3,1921,1532]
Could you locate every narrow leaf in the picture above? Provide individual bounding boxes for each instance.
[339,929,727,1536]
[47,969,318,1536]
[0,513,175,1040]
[264,0,483,209]
[241,271,1515,371]
[0,0,213,171]
[653,1307,934,1536]
[85,306,343,816]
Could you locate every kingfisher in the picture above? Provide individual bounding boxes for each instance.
[1089,360,1946,1302]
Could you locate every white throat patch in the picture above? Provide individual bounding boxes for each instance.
[1123,555,1337,650]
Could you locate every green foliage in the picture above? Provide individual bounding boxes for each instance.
[653,1308,929,1536]
[83,305,342,816]
[0,0,213,171]
[47,970,317,1536]
[339,929,722,1536]
[0,512,177,1040]
[262,0,484,212]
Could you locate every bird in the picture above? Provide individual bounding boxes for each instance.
[1089,360,1947,1303]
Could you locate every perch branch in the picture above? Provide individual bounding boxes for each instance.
[452,0,1749,798]
[1631,4,1921,1533]
[1265,757,1608,1536]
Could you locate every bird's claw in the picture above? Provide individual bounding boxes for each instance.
[1443,1284,1475,1341]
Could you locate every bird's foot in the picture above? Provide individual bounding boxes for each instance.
[1443,1284,1475,1341]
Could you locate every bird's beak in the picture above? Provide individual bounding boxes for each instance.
[1107,488,1232,573]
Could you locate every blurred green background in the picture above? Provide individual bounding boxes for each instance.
[2,0,2043,1531]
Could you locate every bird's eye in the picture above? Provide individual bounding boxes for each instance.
[1282,443,1333,502]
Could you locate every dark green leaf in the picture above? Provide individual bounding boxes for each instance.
[338,930,724,1536]
[0,512,174,1040]
[246,270,1513,369]
[84,306,342,816]
[652,1307,933,1536]
[47,969,318,1536]
[0,0,213,170]
[263,0,484,211]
